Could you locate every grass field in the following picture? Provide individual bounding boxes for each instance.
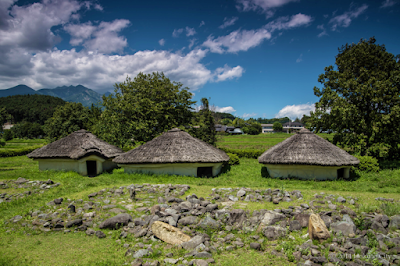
[1,138,46,149]
[1,152,400,265]
[0,134,399,265]
[216,133,334,150]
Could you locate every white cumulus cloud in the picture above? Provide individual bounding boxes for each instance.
[236,0,299,18]
[275,103,315,121]
[214,65,244,82]
[215,106,236,113]
[330,4,368,31]
[219,17,239,29]
[381,0,396,8]
[159,39,165,46]
[242,112,257,118]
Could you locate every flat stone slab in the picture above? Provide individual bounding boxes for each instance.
[151,221,191,245]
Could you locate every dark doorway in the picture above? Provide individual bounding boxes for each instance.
[197,167,213,177]
[86,161,97,177]
[337,168,344,178]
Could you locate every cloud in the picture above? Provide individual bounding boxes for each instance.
[0,0,83,52]
[317,24,327,37]
[172,28,183,37]
[185,27,196,36]
[219,17,239,29]
[159,39,165,46]
[215,106,236,113]
[236,0,299,18]
[203,28,271,54]
[203,13,312,54]
[381,0,396,8]
[296,53,302,63]
[330,4,368,31]
[188,39,196,49]
[94,4,103,11]
[199,21,205,27]
[214,65,244,82]
[242,112,257,118]
[275,103,315,120]
[65,19,130,53]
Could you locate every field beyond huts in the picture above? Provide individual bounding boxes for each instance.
[0,134,400,266]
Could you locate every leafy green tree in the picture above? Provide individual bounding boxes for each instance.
[11,122,44,139]
[44,102,92,141]
[311,37,400,158]
[242,121,261,135]
[273,122,283,132]
[94,72,195,147]
[188,98,217,145]
[0,107,10,131]
[3,129,13,141]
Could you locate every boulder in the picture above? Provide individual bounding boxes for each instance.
[66,219,83,228]
[330,221,356,236]
[178,216,197,226]
[289,220,302,231]
[227,209,247,226]
[258,211,286,231]
[181,235,205,250]
[308,213,330,241]
[95,230,106,238]
[99,213,133,229]
[294,213,311,228]
[198,216,220,229]
[237,189,246,198]
[389,215,400,230]
[151,221,191,245]
[262,226,286,240]
[250,242,261,250]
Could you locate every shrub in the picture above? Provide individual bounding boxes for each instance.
[219,147,263,159]
[0,140,5,146]
[3,129,13,141]
[353,155,380,172]
[227,153,240,165]
[0,145,43,157]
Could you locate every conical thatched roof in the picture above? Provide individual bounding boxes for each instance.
[113,128,229,164]
[258,128,359,166]
[27,130,123,160]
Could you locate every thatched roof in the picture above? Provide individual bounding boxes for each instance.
[27,129,123,160]
[258,128,359,166]
[113,128,229,164]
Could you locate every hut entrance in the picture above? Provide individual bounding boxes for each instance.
[197,167,212,177]
[86,161,97,177]
[337,168,345,178]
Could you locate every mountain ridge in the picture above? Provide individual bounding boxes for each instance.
[0,84,110,106]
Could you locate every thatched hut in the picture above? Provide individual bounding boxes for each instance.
[113,128,229,177]
[27,130,123,176]
[258,128,359,180]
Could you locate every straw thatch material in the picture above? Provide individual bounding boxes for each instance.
[258,128,359,166]
[114,128,229,164]
[27,129,123,160]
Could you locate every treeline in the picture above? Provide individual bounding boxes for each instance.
[0,94,66,124]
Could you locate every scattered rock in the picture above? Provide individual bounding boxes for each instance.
[151,221,191,245]
[308,213,330,241]
[99,213,133,229]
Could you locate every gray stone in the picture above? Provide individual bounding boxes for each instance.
[15,177,28,184]
[86,228,95,235]
[179,201,192,212]
[330,221,356,236]
[262,226,286,240]
[198,216,220,229]
[178,216,197,226]
[66,219,83,228]
[12,215,23,223]
[389,215,400,230]
[95,230,106,238]
[194,252,212,258]
[259,211,286,228]
[294,213,310,228]
[237,189,246,198]
[227,209,246,226]
[228,195,238,202]
[88,192,97,198]
[328,203,337,210]
[164,258,178,264]
[193,260,208,266]
[300,203,309,209]
[99,213,133,229]
[181,235,205,250]
[205,204,218,212]
[133,249,150,259]
[250,242,261,250]
[336,196,346,203]
[289,220,302,231]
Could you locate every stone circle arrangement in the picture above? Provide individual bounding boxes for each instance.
[2,179,400,266]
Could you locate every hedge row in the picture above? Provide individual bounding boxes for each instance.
[0,145,43,157]
[219,147,264,159]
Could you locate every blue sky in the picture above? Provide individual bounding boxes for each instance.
[0,0,399,120]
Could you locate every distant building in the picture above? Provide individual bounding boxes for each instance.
[215,124,243,134]
[261,124,273,133]
[282,122,304,133]
[2,122,14,130]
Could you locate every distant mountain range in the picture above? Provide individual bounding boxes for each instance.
[0,84,111,106]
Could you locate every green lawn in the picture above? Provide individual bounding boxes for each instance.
[216,133,334,150]
[0,133,399,265]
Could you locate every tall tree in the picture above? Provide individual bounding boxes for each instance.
[94,72,195,147]
[44,102,92,141]
[189,98,217,145]
[311,37,400,158]
[272,121,283,132]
